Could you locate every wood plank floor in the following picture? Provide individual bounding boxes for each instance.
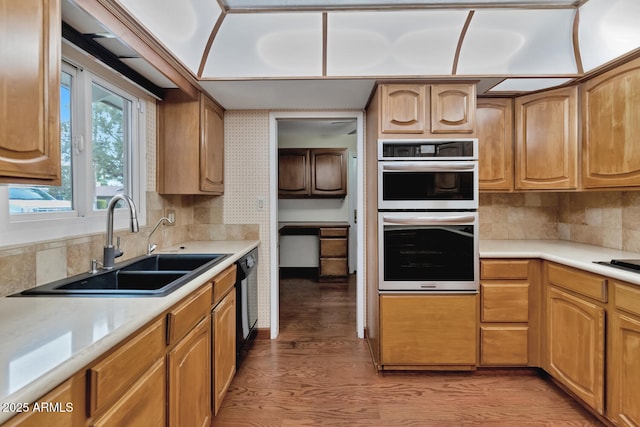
[214,276,604,426]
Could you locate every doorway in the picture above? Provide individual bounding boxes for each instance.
[269,112,365,339]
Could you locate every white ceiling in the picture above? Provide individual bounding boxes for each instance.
[63,0,640,110]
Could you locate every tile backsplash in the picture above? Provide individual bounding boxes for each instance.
[481,190,640,252]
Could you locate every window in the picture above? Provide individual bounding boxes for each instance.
[0,50,147,246]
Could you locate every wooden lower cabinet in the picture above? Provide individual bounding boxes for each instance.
[213,289,236,415]
[480,326,528,366]
[168,316,212,427]
[91,359,166,427]
[610,282,640,426]
[3,378,80,427]
[546,286,605,415]
[319,227,349,281]
[380,294,477,368]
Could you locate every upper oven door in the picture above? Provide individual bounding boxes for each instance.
[378,161,478,210]
[379,211,479,292]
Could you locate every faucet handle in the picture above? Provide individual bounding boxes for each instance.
[114,236,124,259]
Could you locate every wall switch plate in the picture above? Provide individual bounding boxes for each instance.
[257,198,266,211]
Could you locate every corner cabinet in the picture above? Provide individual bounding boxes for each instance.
[158,89,224,195]
[545,263,606,415]
[609,282,640,426]
[477,98,514,191]
[514,86,578,190]
[0,0,61,185]
[278,148,347,198]
[582,56,640,189]
[378,83,476,138]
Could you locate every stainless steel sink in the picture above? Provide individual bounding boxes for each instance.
[16,253,228,297]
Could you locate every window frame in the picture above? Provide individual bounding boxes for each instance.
[0,45,148,247]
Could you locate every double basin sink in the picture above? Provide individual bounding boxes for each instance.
[16,253,228,297]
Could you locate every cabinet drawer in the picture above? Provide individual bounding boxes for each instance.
[91,359,166,427]
[320,227,348,237]
[213,264,237,307]
[547,262,607,302]
[166,285,212,346]
[480,326,528,366]
[481,283,529,323]
[320,258,348,277]
[614,281,640,317]
[320,238,347,257]
[481,260,530,279]
[88,319,164,416]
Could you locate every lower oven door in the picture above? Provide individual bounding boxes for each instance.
[378,211,479,292]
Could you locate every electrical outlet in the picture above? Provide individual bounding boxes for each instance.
[166,209,176,225]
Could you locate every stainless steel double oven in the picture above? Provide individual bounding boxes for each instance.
[378,139,479,292]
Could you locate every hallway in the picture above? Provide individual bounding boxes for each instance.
[214,276,603,426]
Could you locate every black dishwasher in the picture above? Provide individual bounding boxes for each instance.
[236,248,258,367]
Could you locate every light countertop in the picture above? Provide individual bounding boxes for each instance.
[481,239,640,286]
[0,240,259,423]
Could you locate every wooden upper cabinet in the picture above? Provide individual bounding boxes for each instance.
[378,83,476,138]
[514,86,578,190]
[380,84,427,134]
[0,0,61,185]
[158,89,224,195]
[278,149,310,196]
[582,57,640,189]
[477,98,514,191]
[310,148,347,197]
[431,84,476,134]
[278,148,347,198]
[200,95,224,193]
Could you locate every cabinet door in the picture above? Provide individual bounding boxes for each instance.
[213,290,236,415]
[380,294,477,367]
[477,98,513,191]
[582,57,640,188]
[515,86,578,190]
[91,359,166,427]
[380,85,427,134]
[0,0,61,185]
[278,149,310,196]
[610,313,640,427]
[547,286,605,414]
[168,317,211,427]
[200,95,224,193]
[431,84,476,134]
[310,148,347,197]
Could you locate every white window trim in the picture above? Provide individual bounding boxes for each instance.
[0,52,148,248]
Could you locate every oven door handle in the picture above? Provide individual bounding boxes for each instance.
[381,163,475,172]
[382,214,477,225]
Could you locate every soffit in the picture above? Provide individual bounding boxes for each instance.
[63,0,640,109]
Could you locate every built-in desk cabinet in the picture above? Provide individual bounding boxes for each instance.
[158,89,224,195]
[0,0,61,185]
[319,227,349,281]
